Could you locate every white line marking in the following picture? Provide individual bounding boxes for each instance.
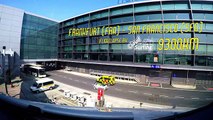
[160,95,169,98]
[58,75,63,77]
[191,97,199,100]
[144,93,152,96]
[115,88,122,91]
[82,81,87,84]
[68,78,72,80]
[74,80,79,82]
[128,91,138,94]
[175,96,184,99]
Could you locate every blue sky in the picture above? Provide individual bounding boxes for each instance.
[0,0,118,21]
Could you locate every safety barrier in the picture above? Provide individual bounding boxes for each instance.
[64,67,148,83]
[64,90,93,107]
[90,71,137,82]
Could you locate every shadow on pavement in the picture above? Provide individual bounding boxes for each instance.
[19,73,53,104]
[54,84,59,89]
[46,74,51,77]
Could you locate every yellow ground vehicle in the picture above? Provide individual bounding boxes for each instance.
[96,75,115,85]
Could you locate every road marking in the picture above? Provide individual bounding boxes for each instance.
[206,98,213,100]
[82,81,87,84]
[68,78,72,80]
[63,76,67,79]
[175,96,184,99]
[121,81,210,93]
[144,93,152,96]
[74,80,79,82]
[58,75,63,77]
[128,91,138,94]
[191,97,199,100]
[160,95,169,98]
[115,88,122,91]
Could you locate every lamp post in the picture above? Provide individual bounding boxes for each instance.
[2,46,8,95]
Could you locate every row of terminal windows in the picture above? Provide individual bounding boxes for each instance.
[60,44,213,55]
[23,44,57,52]
[62,15,213,30]
[62,23,213,39]
[21,14,58,59]
[22,29,57,40]
[23,14,56,27]
[63,2,213,26]
[60,53,213,66]
[62,24,213,42]
[193,13,213,20]
[22,37,57,46]
[62,33,213,44]
[91,13,190,25]
[21,52,57,59]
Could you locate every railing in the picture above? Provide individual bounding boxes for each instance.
[65,66,147,83]
[90,72,137,82]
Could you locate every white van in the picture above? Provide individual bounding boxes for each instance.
[30,78,55,93]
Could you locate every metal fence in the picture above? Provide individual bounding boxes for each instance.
[196,73,213,85]
[65,66,147,84]
[147,70,172,84]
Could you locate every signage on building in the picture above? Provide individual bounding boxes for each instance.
[98,37,128,44]
[68,21,203,51]
[151,65,160,69]
[127,35,153,51]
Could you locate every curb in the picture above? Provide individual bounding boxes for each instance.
[53,80,193,111]
[172,84,196,90]
[59,70,137,84]
[52,80,177,109]
[20,72,194,111]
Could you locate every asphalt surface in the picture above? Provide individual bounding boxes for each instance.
[20,74,60,103]
[47,71,213,108]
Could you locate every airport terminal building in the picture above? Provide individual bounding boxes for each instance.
[58,0,213,85]
[1,0,213,86]
[0,4,58,75]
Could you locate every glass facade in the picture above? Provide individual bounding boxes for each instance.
[59,0,213,68]
[21,14,58,59]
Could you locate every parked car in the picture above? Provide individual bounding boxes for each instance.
[30,78,55,93]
